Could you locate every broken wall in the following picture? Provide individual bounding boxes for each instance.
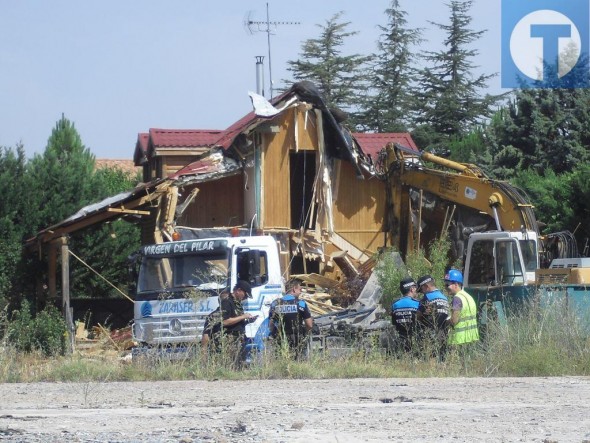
[176,174,245,227]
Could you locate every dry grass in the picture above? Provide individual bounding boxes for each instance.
[2,291,589,383]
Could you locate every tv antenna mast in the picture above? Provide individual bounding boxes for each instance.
[245,3,300,98]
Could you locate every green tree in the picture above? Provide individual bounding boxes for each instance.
[70,166,140,299]
[28,114,96,232]
[414,0,500,141]
[513,166,590,249]
[0,145,34,307]
[520,169,572,240]
[567,164,590,249]
[357,0,422,132]
[487,88,590,179]
[512,169,574,234]
[286,12,371,124]
[24,115,140,301]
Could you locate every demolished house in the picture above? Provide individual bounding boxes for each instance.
[130,82,417,281]
[29,81,418,333]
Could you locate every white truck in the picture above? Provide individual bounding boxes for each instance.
[130,233,284,358]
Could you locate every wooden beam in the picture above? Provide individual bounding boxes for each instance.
[60,237,74,353]
[107,208,151,215]
[48,243,57,300]
[35,188,167,244]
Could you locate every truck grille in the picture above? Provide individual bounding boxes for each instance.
[133,314,207,344]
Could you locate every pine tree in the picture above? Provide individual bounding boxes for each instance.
[27,115,140,300]
[286,12,371,123]
[73,167,140,298]
[28,114,96,231]
[487,87,590,179]
[358,0,422,132]
[414,0,499,141]
[0,145,32,307]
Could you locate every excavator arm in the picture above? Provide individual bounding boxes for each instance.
[388,143,538,232]
[377,143,540,259]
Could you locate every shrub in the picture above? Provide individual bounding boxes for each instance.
[377,234,454,309]
[5,300,66,356]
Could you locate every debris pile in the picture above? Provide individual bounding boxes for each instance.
[293,255,376,315]
[74,322,133,354]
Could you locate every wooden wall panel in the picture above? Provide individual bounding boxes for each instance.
[261,112,293,229]
[162,156,200,178]
[260,108,321,229]
[295,108,318,150]
[332,160,386,256]
[178,175,244,227]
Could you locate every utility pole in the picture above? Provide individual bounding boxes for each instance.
[245,3,300,98]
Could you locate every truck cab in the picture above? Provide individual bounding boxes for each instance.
[130,235,283,358]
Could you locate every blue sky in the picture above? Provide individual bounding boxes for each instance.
[0,0,501,159]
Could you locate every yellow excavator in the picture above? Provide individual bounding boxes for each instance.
[375,143,588,312]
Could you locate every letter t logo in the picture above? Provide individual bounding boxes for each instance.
[530,24,571,81]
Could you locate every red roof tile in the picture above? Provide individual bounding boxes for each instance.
[353,133,418,159]
[149,129,223,148]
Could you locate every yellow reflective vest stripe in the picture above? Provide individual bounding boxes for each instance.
[449,289,479,345]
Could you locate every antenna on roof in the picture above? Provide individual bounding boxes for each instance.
[244,3,300,99]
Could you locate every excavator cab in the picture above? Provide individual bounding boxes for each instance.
[464,231,539,288]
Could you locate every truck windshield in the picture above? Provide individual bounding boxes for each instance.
[137,252,229,296]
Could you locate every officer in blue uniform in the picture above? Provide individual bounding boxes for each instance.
[416,274,451,361]
[391,277,421,354]
[269,278,313,359]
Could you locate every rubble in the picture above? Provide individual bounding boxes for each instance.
[74,322,134,354]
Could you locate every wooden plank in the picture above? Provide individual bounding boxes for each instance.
[107,208,151,215]
[262,114,291,228]
[291,273,340,289]
[60,237,74,353]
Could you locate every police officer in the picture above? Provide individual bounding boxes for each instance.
[416,274,451,361]
[444,269,479,348]
[218,280,257,367]
[391,277,421,355]
[269,278,313,359]
[201,291,229,356]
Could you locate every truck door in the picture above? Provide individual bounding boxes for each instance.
[233,247,269,288]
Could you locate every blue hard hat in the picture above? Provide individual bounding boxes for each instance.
[444,269,463,284]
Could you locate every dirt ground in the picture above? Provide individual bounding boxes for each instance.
[0,377,589,442]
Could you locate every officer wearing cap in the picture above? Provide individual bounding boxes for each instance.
[391,277,421,354]
[269,278,313,359]
[201,290,229,356]
[416,274,451,361]
[217,280,257,366]
[444,269,479,348]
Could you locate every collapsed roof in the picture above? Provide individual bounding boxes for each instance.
[28,81,417,247]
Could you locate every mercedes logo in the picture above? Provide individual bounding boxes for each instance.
[169,318,182,335]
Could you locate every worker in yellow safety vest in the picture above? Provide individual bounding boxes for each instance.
[444,269,479,346]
